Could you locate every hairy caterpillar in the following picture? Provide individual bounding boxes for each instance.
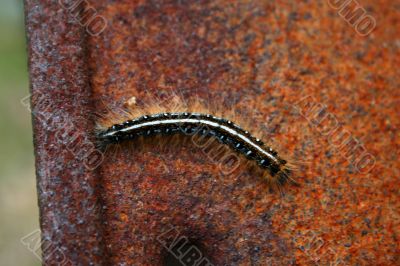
[96,94,297,190]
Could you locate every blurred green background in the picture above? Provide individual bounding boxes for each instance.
[0,0,40,265]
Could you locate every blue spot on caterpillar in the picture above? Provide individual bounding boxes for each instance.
[96,112,295,187]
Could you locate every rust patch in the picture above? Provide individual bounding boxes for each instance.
[26,0,399,265]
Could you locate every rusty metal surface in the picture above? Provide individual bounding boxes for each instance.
[25,0,105,265]
[26,0,399,265]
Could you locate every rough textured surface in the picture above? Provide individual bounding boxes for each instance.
[25,0,105,265]
[27,0,399,265]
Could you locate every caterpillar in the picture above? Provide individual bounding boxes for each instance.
[95,94,297,190]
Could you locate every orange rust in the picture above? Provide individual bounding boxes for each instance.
[27,0,400,265]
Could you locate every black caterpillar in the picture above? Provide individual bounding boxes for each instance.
[97,112,292,186]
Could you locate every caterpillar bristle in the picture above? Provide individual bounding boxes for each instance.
[95,93,300,192]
